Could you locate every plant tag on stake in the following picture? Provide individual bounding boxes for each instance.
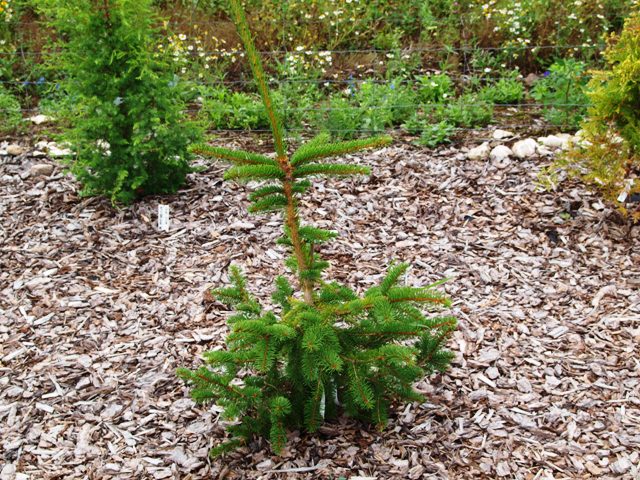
[617,179,634,203]
[158,204,170,232]
[319,391,325,420]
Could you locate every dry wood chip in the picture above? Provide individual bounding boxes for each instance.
[1,137,638,479]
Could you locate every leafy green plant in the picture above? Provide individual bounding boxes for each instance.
[179,0,456,457]
[477,71,525,104]
[418,121,455,148]
[355,80,416,128]
[531,59,590,130]
[416,73,454,104]
[199,86,269,131]
[0,85,22,135]
[435,94,494,128]
[315,95,363,140]
[547,11,640,220]
[315,80,416,139]
[38,0,201,205]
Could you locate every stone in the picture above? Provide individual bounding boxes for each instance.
[538,135,565,149]
[29,114,53,125]
[524,73,539,86]
[512,138,538,158]
[493,129,514,140]
[490,145,512,162]
[30,164,54,177]
[6,144,25,156]
[48,143,72,157]
[537,146,554,156]
[467,142,490,160]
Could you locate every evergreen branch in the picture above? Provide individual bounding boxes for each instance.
[228,0,286,156]
[210,438,246,458]
[190,144,276,166]
[348,362,374,410]
[298,226,338,243]
[291,135,393,166]
[248,185,284,201]
[224,165,285,182]
[294,163,371,178]
[248,194,288,213]
[379,263,410,294]
[304,379,324,432]
[177,367,247,399]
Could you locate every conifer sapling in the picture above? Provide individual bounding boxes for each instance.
[178,0,457,457]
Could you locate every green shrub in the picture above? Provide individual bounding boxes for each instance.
[531,59,590,130]
[315,81,415,139]
[435,94,493,128]
[38,0,201,205]
[355,80,416,128]
[0,86,22,135]
[551,12,640,220]
[314,95,362,139]
[416,73,454,104]
[180,0,456,456]
[272,82,322,133]
[418,121,455,148]
[477,72,525,104]
[199,87,269,131]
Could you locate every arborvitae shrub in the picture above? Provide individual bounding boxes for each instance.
[548,11,640,220]
[39,0,201,204]
[178,0,457,456]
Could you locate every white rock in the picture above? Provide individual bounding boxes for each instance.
[467,142,491,160]
[490,145,512,162]
[538,135,565,148]
[48,143,72,157]
[30,164,54,176]
[29,114,53,125]
[512,138,538,158]
[6,144,25,156]
[493,129,514,140]
[35,140,50,150]
[574,130,591,147]
[537,146,554,156]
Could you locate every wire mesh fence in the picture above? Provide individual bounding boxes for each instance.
[0,12,605,139]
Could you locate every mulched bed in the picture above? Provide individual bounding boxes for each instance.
[1,135,639,479]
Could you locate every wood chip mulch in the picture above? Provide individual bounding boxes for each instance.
[1,136,639,480]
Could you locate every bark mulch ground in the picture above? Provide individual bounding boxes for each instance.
[1,136,639,479]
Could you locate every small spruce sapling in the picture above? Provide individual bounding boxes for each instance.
[178,0,457,456]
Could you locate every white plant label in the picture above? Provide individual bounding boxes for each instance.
[319,391,326,419]
[617,179,633,203]
[158,204,170,232]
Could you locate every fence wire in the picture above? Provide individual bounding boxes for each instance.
[1,16,599,138]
